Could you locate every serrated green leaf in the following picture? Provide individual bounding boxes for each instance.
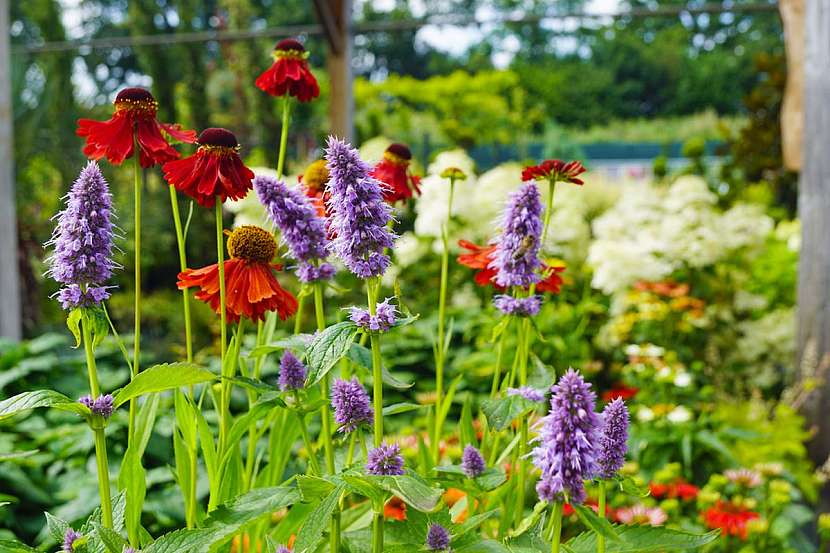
[382,402,424,416]
[84,306,110,349]
[293,484,347,553]
[565,525,720,552]
[0,390,89,421]
[305,321,358,386]
[248,335,311,358]
[66,308,83,348]
[349,343,413,389]
[372,474,442,512]
[616,476,650,498]
[475,468,507,491]
[92,522,129,553]
[113,363,215,408]
[572,504,620,542]
[44,512,70,544]
[297,475,335,501]
[0,539,39,552]
[481,395,537,432]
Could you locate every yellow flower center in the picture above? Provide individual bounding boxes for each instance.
[273,49,309,61]
[227,225,277,263]
[114,98,158,117]
[383,150,410,166]
[198,144,239,156]
[303,159,330,191]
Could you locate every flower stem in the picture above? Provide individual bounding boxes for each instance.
[598,482,607,553]
[82,317,113,528]
[216,199,229,454]
[550,501,563,553]
[294,392,322,476]
[515,317,530,527]
[541,179,556,247]
[489,321,508,398]
[368,282,383,447]
[129,135,143,447]
[277,98,291,177]
[433,178,455,464]
[372,497,384,553]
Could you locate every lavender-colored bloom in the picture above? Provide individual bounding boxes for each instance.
[79,395,94,410]
[426,523,451,551]
[46,162,118,309]
[295,262,336,283]
[489,182,543,288]
[532,369,600,504]
[461,445,486,478]
[63,529,81,552]
[123,548,135,553]
[508,386,546,403]
[349,298,397,332]
[366,442,405,476]
[324,137,396,278]
[276,546,291,553]
[493,295,542,317]
[278,351,307,391]
[79,394,114,418]
[331,377,373,432]
[596,398,629,480]
[254,175,329,263]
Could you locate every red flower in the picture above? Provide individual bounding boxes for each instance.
[383,496,407,521]
[255,38,319,102]
[603,385,639,402]
[649,478,699,501]
[522,159,586,185]
[371,143,421,204]
[457,240,565,293]
[177,225,298,323]
[703,501,759,540]
[163,128,255,208]
[77,87,196,168]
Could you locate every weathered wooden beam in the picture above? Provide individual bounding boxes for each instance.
[312,0,344,54]
[799,0,830,501]
[317,0,354,141]
[0,0,22,341]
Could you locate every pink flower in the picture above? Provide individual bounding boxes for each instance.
[616,504,668,526]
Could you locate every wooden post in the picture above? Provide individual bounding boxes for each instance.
[780,0,804,171]
[0,0,22,341]
[314,0,354,141]
[799,0,830,497]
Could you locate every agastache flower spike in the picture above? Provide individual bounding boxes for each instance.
[508,386,546,403]
[349,298,397,332]
[278,351,307,391]
[331,377,373,432]
[79,394,115,418]
[425,523,451,551]
[324,137,396,279]
[46,162,118,310]
[366,442,405,475]
[493,295,542,317]
[596,398,629,480]
[254,175,334,282]
[461,445,486,478]
[63,528,82,552]
[532,369,600,504]
[489,182,543,288]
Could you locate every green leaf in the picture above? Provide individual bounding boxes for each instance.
[572,504,620,542]
[382,402,424,416]
[84,306,110,349]
[460,396,476,448]
[373,474,442,512]
[565,525,720,553]
[305,321,359,386]
[0,390,89,421]
[490,316,511,342]
[349,343,413,389]
[66,308,83,347]
[248,335,311,358]
[119,448,146,546]
[292,484,346,553]
[474,468,507,491]
[44,512,70,544]
[616,476,650,498]
[481,395,537,432]
[0,539,39,552]
[341,473,385,504]
[113,363,216,408]
[92,522,129,553]
[143,486,300,553]
[225,376,274,395]
[297,475,336,501]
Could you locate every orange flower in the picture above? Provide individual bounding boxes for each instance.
[371,143,421,204]
[457,240,565,293]
[703,501,759,540]
[77,87,196,168]
[178,225,298,323]
[384,496,407,521]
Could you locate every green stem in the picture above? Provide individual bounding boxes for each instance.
[277,98,291,177]
[372,498,384,553]
[294,294,305,335]
[130,134,143,447]
[550,501,563,553]
[541,179,556,248]
[367,281,384,447]
[433,179,455,464]
[82,318,113,528]
[216,199,229,454]
[515,316,531,527]
[490,323,508,398]
[598,482,607,553]
[294,392,322,476]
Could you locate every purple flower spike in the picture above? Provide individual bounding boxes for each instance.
[277,546,292,553]
[489,182,543,288]
[278,351,307,391]
[596,398,630,480]
[254,176,332,282]
[493,295,542,317]
[331,377,373,433]
[349,298,397,332]
[426,523,451,551]
[508,386,546,403]
[532,369,600,504]
[46,162,118,310]
[366,442,405,475]
[79,395,94,410]
[79,394,114,418]
[461,445,486,478]
[63,528,82,552]
[295,262,336,283]
[324,137,396,279]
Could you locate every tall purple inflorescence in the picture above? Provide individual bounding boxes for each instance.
[46,161,118,309]
[349,298,397,332]
[461,444,486,478]
[489,182,543,288]
[79,394,114,418]
[63,528,82,552]
[278,351,307,391]
[596,398,630,479]
[331,377,373,432]
[532,368,600,504]
[254,175,334,282]
[324,137,395,279]
[493,295,542,317]
[366,442,405,475]
[425,523,451,551]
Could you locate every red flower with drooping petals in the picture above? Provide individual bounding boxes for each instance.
[649,478,699,501]
[77,87,196,168]
[177,225,297,323]
[703,501,759,540]
[162,128,255,208]
[603,384,639,402]
[522,159,586,185]
[457,240,564,293]
[255,38,320,102]
[371,143,421,204]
